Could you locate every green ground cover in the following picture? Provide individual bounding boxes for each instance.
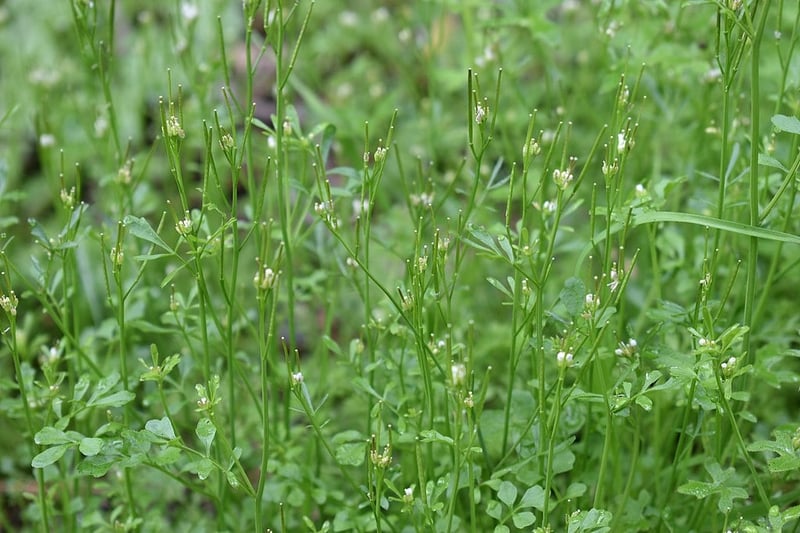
[1,0,800,531]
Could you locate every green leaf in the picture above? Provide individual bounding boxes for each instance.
[335,442,366,466]
[519,485,545,510]
[34,426,74,446]
[226,469,240,489]
[772,114,800,135]
[767,454,800,473]
[758,153,788,172]
[497,481,517,507]
[122,215,173,252]
[566,483,587,499]
[486,500,503,520]
[493,526,510,533]
[718,486,748,513]
[153,446,182,466]
[32,444,70,468]
[78,455,115,477]
[190,457,215,480]
[632,211,800,245]
[634,395,653,411]
[512,511,536,528]
[79,437,104,456]
[89,390,135,409]
[196,418,216,455]
[677,480,714,498]
[567,508,613,532]
[465,226,515,263]
[145,417,176,441]
[419,430,454,446]
[560,277,586,317]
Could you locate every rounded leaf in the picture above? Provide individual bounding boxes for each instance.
[79,437,104,456]
[497,481,517,507]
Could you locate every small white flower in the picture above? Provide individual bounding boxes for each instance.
[417,255,427,273]
[617,132,627,152]
[615,338,638,358]
[291,371,304,385]
[0,291,19,317]
[371,7,389,23]
[39,134,56,147]
[220,133,234,151]
[166,115,185,139]
[60,187,76,209]
[523,138,541,159]
[607,262,622,292]
[339,11,358,27]
[451,363,466,386]
[175,215,192,236]
[602,159,617,177]
[110,246,124,270]
[254,266,277,290]
[475,103,487,125]
[556,351,574,368]
[181,2,198,22]
[463,391,474,408]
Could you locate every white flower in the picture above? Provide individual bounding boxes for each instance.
[523,138,541,159]
[254,266,277,290]
[39,134,56,147]
[615,338,638,358]
[556,351,574,368]
[166,115,185,139]
[175,215,192,236]
[451,363,466,386]
[291,371,304,385]
[0,291,18,316]
[475,103,487,124]
[617,132,627,152]
[181,2,198,22]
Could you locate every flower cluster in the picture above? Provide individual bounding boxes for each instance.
[175,213,192,237]
[0,290,18,317]
[475,102,488,124]
[60,186,76,210]
[109,246,124,272]
[410,192,434,207]
[450,363,466,386]
[556,350,574,369]
[523,137,541,160]
[370,438,392,469]
[720,356,737,378]
[553,157,578,190]
[253,265,277,291]
[615,338,638,358]
[166,115,185,139]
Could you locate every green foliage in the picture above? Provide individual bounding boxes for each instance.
[1,0,800,531]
